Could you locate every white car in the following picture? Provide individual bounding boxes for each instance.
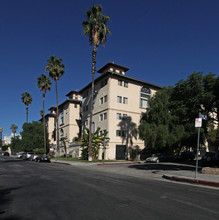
[16,152,24,159]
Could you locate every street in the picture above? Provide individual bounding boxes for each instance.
[0,156,219,220]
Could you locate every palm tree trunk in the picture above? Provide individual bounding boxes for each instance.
[43,93,46,153]
[55,80,60,156]
[88,47,97,161]
[26,106,28,123]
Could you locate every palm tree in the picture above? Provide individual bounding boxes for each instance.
[10,124,18,138]
[37,74,52,152]
[82,5,111,161]
[46,56,65,156]
[21,92,32,122]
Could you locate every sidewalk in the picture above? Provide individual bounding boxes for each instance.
[162,169,219,187]
[51,159,219,187]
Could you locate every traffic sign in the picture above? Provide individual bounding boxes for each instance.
[195,118,202,127]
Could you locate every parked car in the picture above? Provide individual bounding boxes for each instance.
[22,152,34,160]
[146,153,174,163]
[30,154,39,161]
[35,154,51,162]
[16,152,24,159]
[202,152,218,164]
[2,151,9,156]
[177,151,195,161]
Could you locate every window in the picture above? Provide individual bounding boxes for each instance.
[117,96,122,103]
[118,80,122,86]
[101,79,108,88]
[60,116,64,125]
[104,95,107,103]
[117,113,122,120]
[116,130,121,136]
[122,131,126,137]
[100,114,103,121]
[123,114,127,120]
[60,129,64,137]
[100,97,103,104]
[123,97,128,104]
[92,122,95,133]
[75,95,78,100]
[104,112,107,120]
[140,86,151,109]
[124,81,128,88]
[74,104,77,108]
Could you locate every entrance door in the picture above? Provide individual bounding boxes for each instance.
[116,145,126,160]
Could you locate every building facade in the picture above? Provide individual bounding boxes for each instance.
[45,63,161,159]
[79,63,161,160]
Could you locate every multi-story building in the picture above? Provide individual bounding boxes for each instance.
[79,62,161,160]
[44,91,82,154]
[45,63,161,159]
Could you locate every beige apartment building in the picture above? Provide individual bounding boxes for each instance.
[80,62,161,160]
[45,62,161,159]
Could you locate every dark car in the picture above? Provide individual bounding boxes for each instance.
[202,152,218,164]
[180,151,195,161]
[35,154,50,162]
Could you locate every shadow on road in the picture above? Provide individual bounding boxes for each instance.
[128,162,202,172]
[0,187,26,220]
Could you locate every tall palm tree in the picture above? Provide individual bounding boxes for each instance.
[21,92,32,122]
[10,124,18,138]
[46,56,65,156]
[82,4,111,161]
[37,74,52,152]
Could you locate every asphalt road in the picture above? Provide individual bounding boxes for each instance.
[0,156,219,220]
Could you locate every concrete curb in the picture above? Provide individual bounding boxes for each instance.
[52,161,71,165]
[162,175,219,187]
[97,162,141,166]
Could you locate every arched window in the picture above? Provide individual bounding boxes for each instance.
[140,87,151,109]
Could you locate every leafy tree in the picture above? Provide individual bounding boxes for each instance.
[79,127,109,160]
[171,72,218,151]
[20,121,49,152]
[37,73,52,151]
[82,5,111,161]
[46,56,65,156]
[139,87,185,153]
[10,124,18,137]
[21,92,32,122]
[11,136,23,152]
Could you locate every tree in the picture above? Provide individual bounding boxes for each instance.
[46,56,65,156]
[20,121,49,152]
[79,127,109,160]
[139,87,185,154]
[37,73,52,152]
[82,5,111,161]
[10,124,18,137]
[21,92,32,122]
[171,72,219,151]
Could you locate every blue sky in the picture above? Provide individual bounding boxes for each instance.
[1,0,219,135]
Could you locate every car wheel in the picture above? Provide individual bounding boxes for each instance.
[156,159,159,163]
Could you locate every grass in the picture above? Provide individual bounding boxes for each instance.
[52,157,143,163]
[53,157,118,163]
